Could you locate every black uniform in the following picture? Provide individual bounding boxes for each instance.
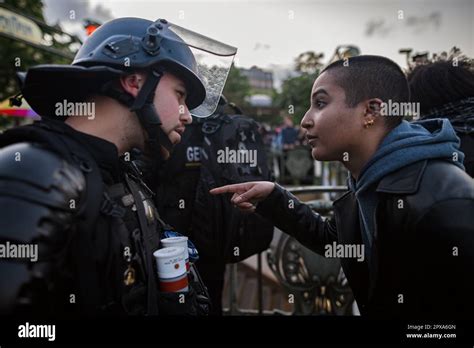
[0,119,209,316]
[0,16,235,316]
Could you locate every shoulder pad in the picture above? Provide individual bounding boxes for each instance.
[0,142,86,206]
[0,143,88,314]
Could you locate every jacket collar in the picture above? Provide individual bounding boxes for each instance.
[375,159,427,194]
[332,159,428,206]
[333,160,428,206]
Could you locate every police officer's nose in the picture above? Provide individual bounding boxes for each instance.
[180,106,192,125]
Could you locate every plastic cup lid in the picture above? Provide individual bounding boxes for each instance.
[153,246,184,258]
[161,236,188,243]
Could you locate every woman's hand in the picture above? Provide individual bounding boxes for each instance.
[210,181,275,213]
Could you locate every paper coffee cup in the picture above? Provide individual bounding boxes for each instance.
[161,236,190,271]
[153,247,188,293]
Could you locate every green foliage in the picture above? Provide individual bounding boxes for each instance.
[0,0,77,127]
[222,64,251,107]
[272,51,324,124]
[273,71,318,124]
[295,51,324,74]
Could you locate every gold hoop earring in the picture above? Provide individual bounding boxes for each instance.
[364,119,374,128]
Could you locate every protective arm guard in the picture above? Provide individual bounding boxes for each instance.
[0,142,86,315]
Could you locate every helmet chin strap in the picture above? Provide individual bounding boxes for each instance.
[101,67,174,160]
[130,69,174,158]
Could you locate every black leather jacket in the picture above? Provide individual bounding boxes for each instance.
[256,159,474,318]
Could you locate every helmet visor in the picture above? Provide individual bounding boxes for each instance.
[164,22,237,117]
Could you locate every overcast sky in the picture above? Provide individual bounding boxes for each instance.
[43,0,473,84]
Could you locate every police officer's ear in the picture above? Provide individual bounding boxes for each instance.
[119,73,146,98]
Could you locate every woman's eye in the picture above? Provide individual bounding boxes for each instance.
[176,90,186,99]
[314,100,326,109]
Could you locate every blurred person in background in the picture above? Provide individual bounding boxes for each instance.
[408,59,474,177]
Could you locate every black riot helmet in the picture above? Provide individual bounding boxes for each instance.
[19,17,237,155]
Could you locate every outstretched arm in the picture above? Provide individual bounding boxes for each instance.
[211,181,338,255]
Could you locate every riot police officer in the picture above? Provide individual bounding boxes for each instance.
[0,17,236,316]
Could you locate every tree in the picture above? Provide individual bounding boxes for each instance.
[0,0,79,128]
[222,64,251,107]
[295,51,324,74]
[272,51,324,124]
[273,72,318,125]
[1,1,44,100]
